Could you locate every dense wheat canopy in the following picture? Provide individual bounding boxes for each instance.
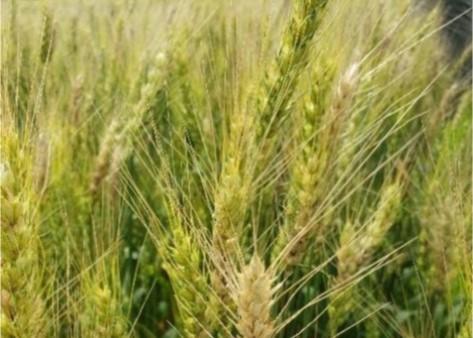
[1,0,471,337]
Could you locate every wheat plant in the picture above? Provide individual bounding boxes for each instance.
[1,0,471,337]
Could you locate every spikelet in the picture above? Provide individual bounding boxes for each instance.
[329,181,402,332]
[272,62,359,268]
[210,88,254,332]
[206,245,239,335]
[1,146,48,337]
[39,7,54,63]
[8,0,17,40]
[80,282,127,338]
[105,144,127,195]
[234,255,277,338]
[257,0,329,139]
[70,74,85,125]
[69,15,79,54]
[212,155,248,255]
[418,101,471,293]
[113,52,168,182]
[33,132,51,194]
[129,52,168,126]
[337,182,401,279]
[210,158,251,335]
[90,118,122,196]
[162,226,208,338]
[90,52,168,197]
[425,82,465,140]
[319,62,360,174]
[212,55,255,250]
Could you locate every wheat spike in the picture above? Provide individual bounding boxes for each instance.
[234,255,277,338]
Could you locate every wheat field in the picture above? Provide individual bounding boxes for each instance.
[1,0,472,337]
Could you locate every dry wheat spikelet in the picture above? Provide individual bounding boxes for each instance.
[233,254,279,338]
[33,133,51,194]
[70,74,85,125]
[90,52,168,197]
[90,118,122,196]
